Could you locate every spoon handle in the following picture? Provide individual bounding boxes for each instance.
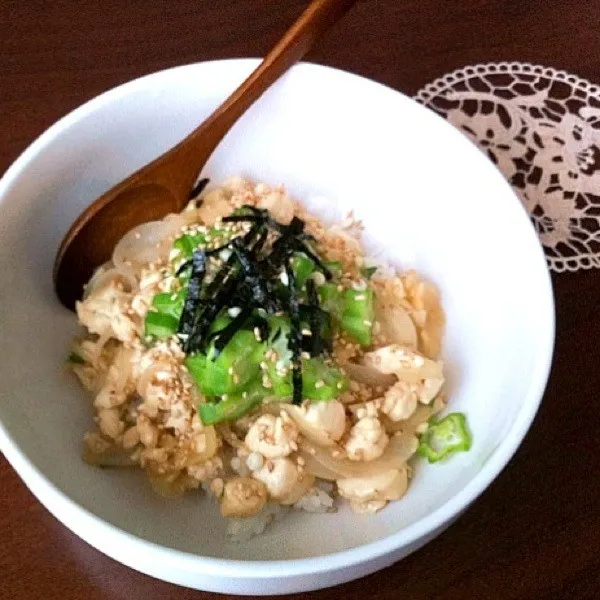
[169,0,357,199]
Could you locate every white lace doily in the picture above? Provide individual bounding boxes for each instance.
[415,62,600,273]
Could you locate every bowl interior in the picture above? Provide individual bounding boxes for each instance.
[0,60,553,561]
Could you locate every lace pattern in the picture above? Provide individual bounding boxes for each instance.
[415,62,600,272]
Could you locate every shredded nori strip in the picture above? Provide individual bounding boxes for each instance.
[184,225,263,353]
[270,325,283,344]
[176,259,193,277]
[305,279,326,356]
[285,260,303,405]
[176,203,339,403]
[185,274,240,352]
[188,177,210,201]
[260,217,305,280]
[212,305,253,355]
[177,251,206,339]
[221,215,264,224]
[231,239,272,309]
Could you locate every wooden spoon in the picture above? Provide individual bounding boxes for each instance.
[54,0,356,310]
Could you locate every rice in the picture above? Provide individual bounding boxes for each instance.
[294,487,335,513]
[227,502,288,542]
[226,487,335,542]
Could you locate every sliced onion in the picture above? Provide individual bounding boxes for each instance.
[382,395,445,435]
[185,426,219,463]
[84,262,111,297]
[298,433,417,481]
[136,361,174,397]
[376,304,418,349]
[113,218,183,270]
[387,432,419,462]
[397,361,443,384]
[110,346,134,393]
[85,264,138,298]
[295,451,340,481]
[283,403,346,447]
[364,346,443,384]
[342,362,396,390]
[83,443,137,468]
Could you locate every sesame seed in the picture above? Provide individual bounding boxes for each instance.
[301,328,312,336]
[315,380,325,389]
[363,320,372,326]
[311,272,326,285]
[301,351,310,360]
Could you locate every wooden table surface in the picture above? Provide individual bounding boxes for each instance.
[2,1,599,598]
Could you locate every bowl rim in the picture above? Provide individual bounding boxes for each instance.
[0,58,555,580]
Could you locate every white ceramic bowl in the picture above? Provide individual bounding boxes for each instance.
[0,60,554,595]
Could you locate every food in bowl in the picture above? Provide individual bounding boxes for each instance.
[68,176,471,538]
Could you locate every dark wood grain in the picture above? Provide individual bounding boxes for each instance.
[2,1,600,599]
